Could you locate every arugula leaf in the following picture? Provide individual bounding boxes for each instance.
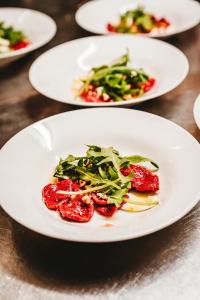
[107,188,128,207]
[111,50,129,67]
[136,14,155,32]
[122,155,159,171]
[98,166,108,179]
[123,7,145,21]
[87,146,127,183]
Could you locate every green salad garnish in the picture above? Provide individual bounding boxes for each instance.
[0,21,29,54]
[54,145,159,207]
[75,51,155,103]
[0,21,25,45]
[107,6,170,34]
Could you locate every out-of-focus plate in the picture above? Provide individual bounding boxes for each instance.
[0,7,56,67]
[29,35,188,107]
[193,94,200,129]
[75,0,200,37]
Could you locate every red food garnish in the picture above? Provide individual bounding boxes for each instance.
[92,193,107,205]
[80,90,101,103]
[80,85,101,102]
[58,179,79,192]
[157,18,170,28]
[121,165,159,192]
[42,179,79,210]
[107,23,116,32]
[140,78,155,93]
[80,85,111,103]
[11,40,30,51]
[59,196,94,222]
[96,204,117,217]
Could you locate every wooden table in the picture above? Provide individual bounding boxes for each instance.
[0,1,200,299]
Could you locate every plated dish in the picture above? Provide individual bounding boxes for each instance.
[29,35,188,107]
[0,7,56,67]
[43,145,159,222]
[193,94,200,129]
[0,108,200,242]
[75,0,200,38]
[107,6,170,34]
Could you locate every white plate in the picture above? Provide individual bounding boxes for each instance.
[0,108,200,242]
[29,35,189,107]
[75,0,200,37]
[193,94,200,129]
[0,7,57,67]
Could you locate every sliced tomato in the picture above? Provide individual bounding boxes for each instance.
[80,89,104,103]
[57,179,79,191]
[59,196,94,222]
[107,23,116,32]
[11,40,30,50]
[140,78,155,93]
[157,18,170,28]
[92,193,107,206]
[42,179,79,210]
[96,204,117,217]
[121,165,159,192]
[42,183,65,210]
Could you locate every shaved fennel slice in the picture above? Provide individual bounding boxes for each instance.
[122,192,159,212]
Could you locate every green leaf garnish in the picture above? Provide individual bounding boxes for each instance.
[54,145,159,207]
[78,50,152,102]
[0,21,25,46]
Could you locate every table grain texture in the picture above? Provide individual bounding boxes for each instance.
[0,1,200,299]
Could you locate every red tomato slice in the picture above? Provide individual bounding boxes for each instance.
[157,18,170,28]
[92,193,108,206]
[80,90,102,103]
[11,40,30,50]
[59,196,94,222]
[96,204,117,217]
[121,165,159,192]
[42,179,79,210]
[140,78,155,93]
[57,179,79,191]
[107,23,116,32]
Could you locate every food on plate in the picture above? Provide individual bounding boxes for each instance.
[73,51,155,103]
[0,21,30,54]
[42,145,160,223]
[107,6,170,34]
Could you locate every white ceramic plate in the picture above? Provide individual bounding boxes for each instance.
[75,0,200,37]
[0,7,57,67]
[193,94,200,129]
[29,35,189,107]
[0,108,200,242]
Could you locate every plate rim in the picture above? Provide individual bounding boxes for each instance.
[0,107,200,243]
[29,34,189,107]
[193,94,200,130]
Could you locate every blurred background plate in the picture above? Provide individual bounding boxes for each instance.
[29,35,189,107]
[193,94,200,129]
[75,0,200,37]
[0,7,57,67]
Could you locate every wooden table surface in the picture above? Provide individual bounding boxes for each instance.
[0,1,200,299]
